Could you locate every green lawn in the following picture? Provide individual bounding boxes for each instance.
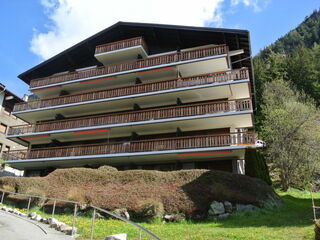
[13,189,320,240]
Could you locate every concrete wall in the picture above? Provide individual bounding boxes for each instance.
[0,91,26,176]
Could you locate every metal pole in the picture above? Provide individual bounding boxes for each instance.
[311,186,317,221]
[72,204,77,236]
[139,229,142,240]
[52,200,56,218]
[0,191,4,204]
[90,208,96,240]
[27,197,31,212]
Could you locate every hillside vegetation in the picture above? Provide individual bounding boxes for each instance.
[254,9,320,107]
[253,9,320,191]
[0,167,280,218]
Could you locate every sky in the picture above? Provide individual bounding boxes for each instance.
[0,0,319,98]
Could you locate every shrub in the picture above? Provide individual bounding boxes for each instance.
[67,187,86,203]
[136,200,164,222]
[245,147,272,185]
[25,187,47,207]
[3,184,15,192]
[98,165,118,172]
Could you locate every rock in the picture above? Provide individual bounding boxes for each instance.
[35,215,42,222]
[236,204,258,211]
[40,218,48,224]
[28,212,37,218]
[217,213,231,219]
[19,213,27,217]
[57,223,67,231]
[96,212,105,219]
[223,201,233,213]
[63,226,77,235]
[113,208,130,220]
[30,213,40,220]
[164,214,185,222]
[105,233,127,240]
[49,218,62,229]
[12,209,20,215]
[208,201,225,215]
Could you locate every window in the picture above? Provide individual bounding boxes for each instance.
[0,123,7,134]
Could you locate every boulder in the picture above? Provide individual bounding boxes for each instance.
[57,223,67,231]
[223,201,233,213]
[208,201,225,215]
[164,214,186,222]
[19,213,27,217]
[35,215,42,222]
[40,218,48,224]
[28,212,37,218]
[49,218,63,229]
[12,209,20,215]
[105,233,127,240]
[63,226,77,235]
[236,204,258,211]
[96,212,105,219]
[113,208,130,220]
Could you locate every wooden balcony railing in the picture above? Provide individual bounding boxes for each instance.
[95,36,148,55]
[8,99,252,136]
[14,68,248,112]
[29,44,228,88]
[2,132,256,161]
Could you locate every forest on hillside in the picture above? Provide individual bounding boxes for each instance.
[253,9,320,190]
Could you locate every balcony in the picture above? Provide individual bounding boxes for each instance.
[29,44,229,90]
[95,36,148,64]
[8,99,253,145]
[13,69,250,123]
[3,132,256,164]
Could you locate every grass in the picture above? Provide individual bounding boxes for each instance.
[5,188,318,240]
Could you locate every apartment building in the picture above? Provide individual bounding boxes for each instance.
[3,22,257,176]
[0,84,26,176]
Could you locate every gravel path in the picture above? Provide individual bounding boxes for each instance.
[0,211,74,240]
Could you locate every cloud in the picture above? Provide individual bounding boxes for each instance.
[231,0,270,12]
[30,0,224,60]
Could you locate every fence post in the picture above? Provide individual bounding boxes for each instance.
[72,204,77,236]
[52,200,56,218]
[138,229,142,240]
[0,191,4,204]
[90,208,96,240]
[27,197,32,212]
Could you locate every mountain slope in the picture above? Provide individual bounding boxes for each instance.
[253,9,320,108]
[257,9,320,59]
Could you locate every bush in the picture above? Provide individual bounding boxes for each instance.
[2,184,15,192]
[136,200,164,222]
[245,148,272,185]
[98,165,118,172]
[67,187,86,203]
[25,187,47,207]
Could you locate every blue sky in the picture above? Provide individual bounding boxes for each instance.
[0,0,319,98]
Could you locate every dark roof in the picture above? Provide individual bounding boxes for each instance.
[18,21,252,84]
[0,83,24,112]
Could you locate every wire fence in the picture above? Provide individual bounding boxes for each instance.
[0,189,161,240]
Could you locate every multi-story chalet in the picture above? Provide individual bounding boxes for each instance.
[0,84,26,176]
[3,22,257,176]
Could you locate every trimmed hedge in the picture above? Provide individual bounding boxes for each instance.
[245,147,272,185]
[0,167,280,218]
